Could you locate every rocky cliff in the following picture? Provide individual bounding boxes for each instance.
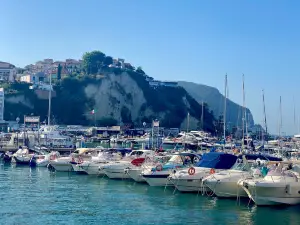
[3,72,216,132]
[178,81,255,128]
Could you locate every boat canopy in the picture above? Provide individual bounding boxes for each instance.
[195,152,237,169]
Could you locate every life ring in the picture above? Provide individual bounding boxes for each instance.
[210,168,215,174]
[156,164,163,171]
[188,167,196,175]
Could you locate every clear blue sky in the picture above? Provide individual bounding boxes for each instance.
[1,0,299,135]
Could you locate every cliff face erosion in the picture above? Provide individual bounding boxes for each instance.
[4,71,216,131]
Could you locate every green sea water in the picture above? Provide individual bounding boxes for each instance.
[0,164,299,225]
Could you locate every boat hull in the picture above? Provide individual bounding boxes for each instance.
[71,163,87,174]
[104,168,131,179]
[142,174,172,187]
[172,178,207,192]
[50,161,73,172]
[126,169,145,183]
[205,180,248,198]
[241,182,300,206]
[13,156,31,165]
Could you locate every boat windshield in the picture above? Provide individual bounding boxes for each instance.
[231,162,249,171]
[165,155,183,166]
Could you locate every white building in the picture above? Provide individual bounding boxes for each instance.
[0,61,16,82]
[0,88,4,121]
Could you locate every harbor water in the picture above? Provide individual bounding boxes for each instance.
[0,165,300,225]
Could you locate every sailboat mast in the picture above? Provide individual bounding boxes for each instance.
[279,96,282,137]
[223,74,227,145]
[262,89,268,141]
[242,74,246,147]
[293,96,296,134]
[48,74,52,126]
[201,101,204,130]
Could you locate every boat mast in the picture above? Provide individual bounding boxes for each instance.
[201,101,204,131]
[262,89,268,142]
[48,74,52,126]
[293,96,296,134]
[279,96,282,138]
[223,74,227,147]
[242,74,246,150]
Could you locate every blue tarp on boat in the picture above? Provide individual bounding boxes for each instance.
[195,152,237,169]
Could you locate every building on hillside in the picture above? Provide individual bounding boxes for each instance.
[144,75,154,82]
[20,72,47,84]
[149,80,160,88]
[149,80,178,88]
[0,61,16,82]
[43,59,53,64]
[65,59,82,73]
[124,63,134,70]
[0,88,4,121]
[161,81,178,87]
[118,58,125,68]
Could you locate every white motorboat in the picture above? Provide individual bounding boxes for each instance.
[142,152,201,187]
[125,155,171,182]
[101,150,154,179]
[49,148,100,172]
[30,151,60,167]
[169,152,237,192]
[49,156,73,172]
[12,147,33,165]
[203,154,283,198]
[238,163,300,206]
[79,149,124,175]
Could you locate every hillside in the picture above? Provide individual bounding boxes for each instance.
[3,71,216,132]
[178,81,254,128]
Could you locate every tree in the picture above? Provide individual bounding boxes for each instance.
[57,64,62,80]
[103,56,113,66]
[136,66,145,74]
[82,51,106,74]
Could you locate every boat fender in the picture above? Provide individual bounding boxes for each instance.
[188,167,196,175]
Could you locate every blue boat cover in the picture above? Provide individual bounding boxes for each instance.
[195,152,237,169]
